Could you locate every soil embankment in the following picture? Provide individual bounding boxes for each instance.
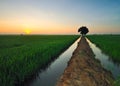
[56,37,114,86]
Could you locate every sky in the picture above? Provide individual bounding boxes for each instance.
[0,0,120,34]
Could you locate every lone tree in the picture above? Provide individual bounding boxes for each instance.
[78,26,89,36]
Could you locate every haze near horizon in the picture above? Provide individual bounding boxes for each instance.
[0,0,120,34]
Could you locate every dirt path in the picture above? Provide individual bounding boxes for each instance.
[56,37,114,86]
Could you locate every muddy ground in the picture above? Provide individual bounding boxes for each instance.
[56,37,114,86]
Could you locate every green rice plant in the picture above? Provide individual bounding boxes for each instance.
[87,35,120,62]
[0,35,79,86]
[114,76,120,86]
[87,35,120,85]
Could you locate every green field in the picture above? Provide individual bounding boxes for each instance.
[87,35,120,62]
[0,35,79,86]
[87,35,120,86]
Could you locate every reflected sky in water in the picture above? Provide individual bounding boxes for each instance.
[87,38,120,79]
[29,38,80,86]
[26,37,120,86]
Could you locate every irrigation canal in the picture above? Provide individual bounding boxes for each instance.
[25,37,120,86]
[25,38,80,86]
[87,38,120,79]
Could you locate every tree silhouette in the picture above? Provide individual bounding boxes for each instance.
[78,26,89,36]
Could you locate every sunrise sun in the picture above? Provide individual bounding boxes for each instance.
[24,29,31,34]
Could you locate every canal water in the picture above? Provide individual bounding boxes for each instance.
[87,38,120,79]
[28,38,80,86]
[27,37,120,86]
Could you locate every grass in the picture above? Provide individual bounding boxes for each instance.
[0,35,79,86]
[87,34,120,86]
[114,76,120,86]
[87,35,120,62]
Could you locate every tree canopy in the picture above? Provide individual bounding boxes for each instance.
[78,26,89,36]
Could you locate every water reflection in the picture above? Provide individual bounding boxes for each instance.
[86,38,120,79]
[28,38,80,86]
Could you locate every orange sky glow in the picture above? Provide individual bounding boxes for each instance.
[0,0,120,34]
